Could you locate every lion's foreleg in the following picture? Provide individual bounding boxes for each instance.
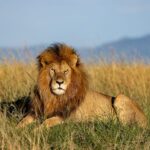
[36,116,64,130]
[34,116,64,132]
[17,113,36,128]
[42,116,64,127]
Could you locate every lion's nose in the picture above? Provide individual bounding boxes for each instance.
[56,79,64,85]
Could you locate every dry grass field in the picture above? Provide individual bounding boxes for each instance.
[0,57,150,150]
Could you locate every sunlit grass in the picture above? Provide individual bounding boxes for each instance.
[0,58,150,149]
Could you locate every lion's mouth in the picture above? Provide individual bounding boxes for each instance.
[52,87,66,95]
[52,87,65,91]
[58,87,64,90]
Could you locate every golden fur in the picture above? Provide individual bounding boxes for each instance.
[18,43,148,128]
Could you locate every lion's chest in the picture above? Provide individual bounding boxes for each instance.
[43,99,64,118]
[42,97,75,119]
[43,101,55,117]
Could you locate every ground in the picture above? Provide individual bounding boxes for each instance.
[0,60,150,150]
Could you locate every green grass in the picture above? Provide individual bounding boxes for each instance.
[0,60,150,150]
[0,119,149,150]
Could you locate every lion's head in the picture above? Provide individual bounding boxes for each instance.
[33,44,88,117]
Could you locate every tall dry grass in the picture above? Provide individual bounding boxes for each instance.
[88,62,150,111]
[0,61,37,101]
[0,58,150,149]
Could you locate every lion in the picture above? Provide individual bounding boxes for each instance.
[17,43,148,128]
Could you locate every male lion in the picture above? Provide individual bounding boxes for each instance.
[18,43,148,128]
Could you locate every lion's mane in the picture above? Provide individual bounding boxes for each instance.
[30,44,88,119]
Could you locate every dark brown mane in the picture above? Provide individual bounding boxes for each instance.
[31,43,88,119]
[37,43,80,69]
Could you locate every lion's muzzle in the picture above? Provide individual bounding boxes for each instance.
[51,78,67,95]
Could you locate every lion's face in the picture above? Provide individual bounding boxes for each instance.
[37,44,87,100]
[49,60,72,95]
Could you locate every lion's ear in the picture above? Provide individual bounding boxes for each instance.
[37,55,49,68]
[70,54,79,67]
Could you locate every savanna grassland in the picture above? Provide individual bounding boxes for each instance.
[0,57,150,150]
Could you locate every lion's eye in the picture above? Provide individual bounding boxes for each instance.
[44,61,49,65]
[50,68,55,73]
[51,68,55,71]
[64,69,69,74]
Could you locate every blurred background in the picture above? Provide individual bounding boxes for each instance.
[0,0,150,62]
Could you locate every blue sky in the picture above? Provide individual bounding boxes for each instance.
[0,0,150,47]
